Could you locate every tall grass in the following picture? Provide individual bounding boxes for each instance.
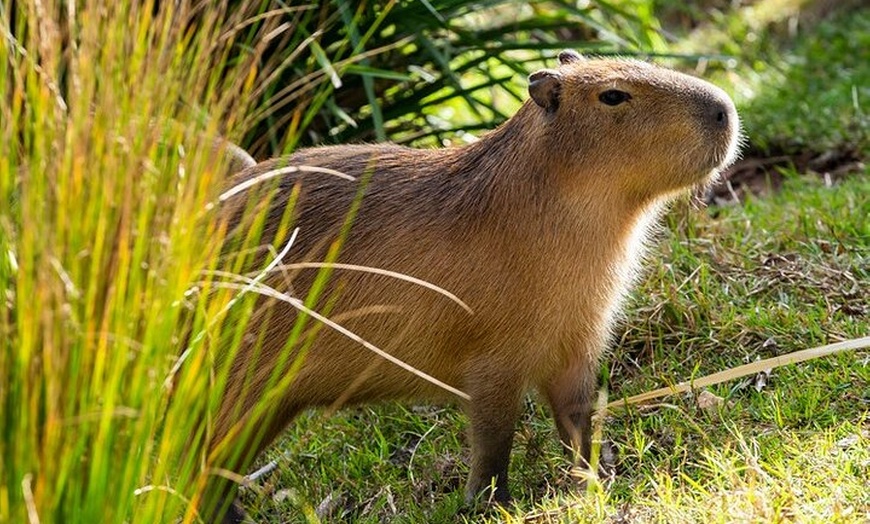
[0,2,331,522]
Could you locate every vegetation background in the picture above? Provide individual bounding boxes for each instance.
[1,0,866,523]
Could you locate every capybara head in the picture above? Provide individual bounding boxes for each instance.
[528,51,741,201]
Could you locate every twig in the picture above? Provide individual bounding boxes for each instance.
[607,336,870,411]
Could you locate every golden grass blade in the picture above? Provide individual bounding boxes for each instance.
[215,165,355,204]
[210,279,471,401]
[586,387,609,492]
[607,336,870,411]
[268,262,474,314]
[218,6,316,43]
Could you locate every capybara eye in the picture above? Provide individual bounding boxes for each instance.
[598,89,632,106]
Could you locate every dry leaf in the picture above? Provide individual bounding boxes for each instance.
[696,390,725,411]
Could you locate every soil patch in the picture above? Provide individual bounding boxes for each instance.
[707,146,866,205]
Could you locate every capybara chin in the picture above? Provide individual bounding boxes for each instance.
[204,50,741,522]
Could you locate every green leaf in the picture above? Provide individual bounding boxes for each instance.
[343,64,415,81]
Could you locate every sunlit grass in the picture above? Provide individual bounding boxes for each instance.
[0,2,321,522]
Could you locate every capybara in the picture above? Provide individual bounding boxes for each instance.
[203,50,741,522]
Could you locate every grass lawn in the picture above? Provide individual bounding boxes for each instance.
[238,4,870,523]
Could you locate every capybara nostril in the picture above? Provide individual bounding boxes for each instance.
[711,100,731,129]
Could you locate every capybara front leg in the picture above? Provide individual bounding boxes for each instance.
[544,360,596,469]
[463,377,524,505]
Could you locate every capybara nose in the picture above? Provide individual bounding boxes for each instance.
[704,93,737,133]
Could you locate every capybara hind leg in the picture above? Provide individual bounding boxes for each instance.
[203,404,302,523]
[211,497,247,524]
[198,480,247,524]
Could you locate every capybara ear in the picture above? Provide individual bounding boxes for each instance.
[558,49,584,65]
[529,69,562,112]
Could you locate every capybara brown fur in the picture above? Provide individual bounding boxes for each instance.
[203,51,741,522]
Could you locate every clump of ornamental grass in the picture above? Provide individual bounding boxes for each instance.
[0,2,332,522]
